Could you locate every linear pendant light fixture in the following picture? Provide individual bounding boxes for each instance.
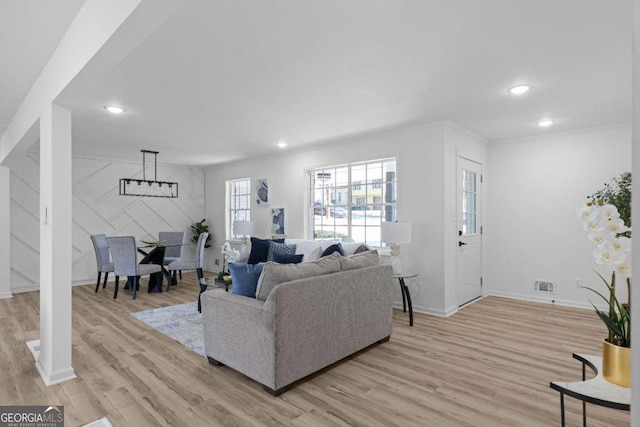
[119,150,179,198]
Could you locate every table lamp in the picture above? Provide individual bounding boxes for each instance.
[381,221,412,274]
[233,220,254,240]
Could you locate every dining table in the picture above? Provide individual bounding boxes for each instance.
[125,241,181,293]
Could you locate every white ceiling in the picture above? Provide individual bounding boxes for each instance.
[0,0,86,135]
[1,0,633,167]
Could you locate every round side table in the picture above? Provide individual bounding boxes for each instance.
[392,273,417,326]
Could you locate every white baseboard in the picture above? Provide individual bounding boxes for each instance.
[395,291,596,320]
[393,302,458,318]
[483,290,595,311]
[35,361,77,386]
[11,284,40,293]
[28,339,77,386]
[10,278,111,294]
[26,339,40,361]
[0,291,13,299]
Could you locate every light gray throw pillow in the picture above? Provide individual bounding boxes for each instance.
[255,251,342,300]
[339,250,379,271]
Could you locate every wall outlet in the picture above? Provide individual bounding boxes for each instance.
[214,259,220,265]
[576,278,583,287]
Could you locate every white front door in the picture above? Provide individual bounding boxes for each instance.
[456,157,483,307]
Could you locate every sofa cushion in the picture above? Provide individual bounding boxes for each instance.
[267,241,296,261]
[273,252,304,264]
[255,252,342,300]
[321,243,344,257]
[247,237,285,264]
[339,250,379,271]
[228,263,264,298]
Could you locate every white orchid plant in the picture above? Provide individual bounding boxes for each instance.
[220,242,240,277]
[578,172,632,347]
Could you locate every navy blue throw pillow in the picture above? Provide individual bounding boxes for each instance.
[248,237,286,264]
[247,237,270,264]
[321,243,344,257]
[228,263,264,298]
[273,253,304,264]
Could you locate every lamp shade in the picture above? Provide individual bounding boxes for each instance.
[381,221,412,244]
[233,220,254,237]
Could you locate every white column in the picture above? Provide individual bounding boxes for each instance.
[0,166,11,299]
[36,104,76,385]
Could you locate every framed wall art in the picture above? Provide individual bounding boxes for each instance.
[256,178,269,205]
[271,208,285,235]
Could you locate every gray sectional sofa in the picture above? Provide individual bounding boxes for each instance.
[201,252,394,396]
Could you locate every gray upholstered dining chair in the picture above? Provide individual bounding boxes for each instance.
[107,236,162,299]
[159,231,186,279]
[167,232,208,311]
[158,231,185,285]
[90,234,115,293]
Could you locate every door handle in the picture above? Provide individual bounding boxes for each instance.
[458,241,467,247]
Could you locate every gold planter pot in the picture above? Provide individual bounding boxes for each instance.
[602,339,631,388]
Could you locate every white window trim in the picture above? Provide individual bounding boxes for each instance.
[226,177,251,240]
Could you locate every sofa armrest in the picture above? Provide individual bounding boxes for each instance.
[201,288,276,387]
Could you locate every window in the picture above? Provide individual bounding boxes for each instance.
[227,178,251,239]
[310,158,397,245]
[461,170,477,235]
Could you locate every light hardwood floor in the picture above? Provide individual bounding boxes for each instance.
[0,272,629,426]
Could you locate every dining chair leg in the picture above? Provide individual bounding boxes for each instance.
[198,274,207,313]
[113,276,120,299]
[103,272,109,289]
[95,272,102,293]
[179,270,182,280]
[132,276,139,300]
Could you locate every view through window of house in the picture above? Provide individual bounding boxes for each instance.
[309,158,397,245]
[462,169,477,235]
[227,178,251,239]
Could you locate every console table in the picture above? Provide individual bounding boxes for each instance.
[549,353,630,426]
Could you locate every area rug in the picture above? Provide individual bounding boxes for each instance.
[131,301,205,357]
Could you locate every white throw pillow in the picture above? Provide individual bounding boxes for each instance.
[305,246,323,262]
[341,242,369,256]
[285,238,338,262]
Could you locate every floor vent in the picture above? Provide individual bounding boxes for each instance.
[534,280,555,294]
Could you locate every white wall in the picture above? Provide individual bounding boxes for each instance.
[0,166,11,298]
[205,122,487,315]
[485,124,632,307]
[5,152,205,292]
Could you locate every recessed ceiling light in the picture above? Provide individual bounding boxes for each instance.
[509,85,531,95]
[276,140,287,148]
[104,105,125,114]
[538,119,554,127]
